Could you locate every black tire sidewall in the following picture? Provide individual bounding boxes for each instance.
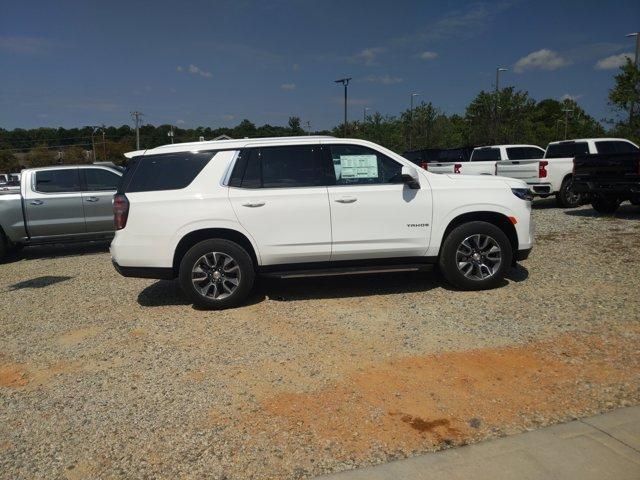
[591,196,620,214]
[178,239,255,309]
[556,176,582,208]
[439,221,513,290]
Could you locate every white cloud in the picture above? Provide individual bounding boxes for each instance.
[177,64,212,78]
[280,83,296,91]
[292,63,300,71]
[595,52,633,70]
[176,119,186,125]
[418,51,438,60]
[363,74,403,85]
[347,47,386,66]
[560,93,583,102]
[0,35,58,54]
[222,114,235,121]
[514,49,570,73]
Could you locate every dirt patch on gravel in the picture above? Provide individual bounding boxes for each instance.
[251,326,639,460]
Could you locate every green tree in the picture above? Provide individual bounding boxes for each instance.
[607,58,640,143]
[0,150,19,173]
[25,145,57,167]
[287,116,304,135]
[63,146,89,164]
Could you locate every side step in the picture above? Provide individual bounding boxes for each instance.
[260,263,433,279]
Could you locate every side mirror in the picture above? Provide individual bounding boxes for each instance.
[400,166,421,189]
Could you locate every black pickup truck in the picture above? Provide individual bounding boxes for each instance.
[573,151,640,213]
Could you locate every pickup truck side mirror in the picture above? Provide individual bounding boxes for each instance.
[400,166,421,189]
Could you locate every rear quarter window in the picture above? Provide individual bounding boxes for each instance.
[123,151,214,193]
[471,148,500,161]
[506,147,545,160]
[545,142,589,159]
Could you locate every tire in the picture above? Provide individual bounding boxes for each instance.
[438,221,513,291]
[591,195,620,214]
[0,234,6,263]
[178,239,255,309]
[555,176,583,208]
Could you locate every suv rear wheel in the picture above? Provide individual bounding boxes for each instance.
[439,221,513,290]
[178,239,255,309]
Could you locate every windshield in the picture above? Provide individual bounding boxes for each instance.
[545,142,589,159]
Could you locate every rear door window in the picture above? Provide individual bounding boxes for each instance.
[595,140,639,154]
[545,142,589,159]
[124,151,214,192]
[82,168,121,191]
[471,148,500,161]
[35,169,81,193]
[506,147,545,160]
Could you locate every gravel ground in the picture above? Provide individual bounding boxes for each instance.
[1,198,639,479]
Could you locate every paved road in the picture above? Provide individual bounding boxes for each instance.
[318,406,640,480]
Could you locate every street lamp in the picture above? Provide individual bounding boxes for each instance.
[335,77,352,137]
[495,67,508,93]
[409,93,420,150]
[90,126,101,162]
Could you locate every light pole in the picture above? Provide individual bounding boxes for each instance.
[626,33,639,125]
[102,129,106,161]
[90,126,100,162]
[494,68,508,142]
[334,77,352,137]
[167,125,175,144]
[562,108,574,140]
[409,93,420,150]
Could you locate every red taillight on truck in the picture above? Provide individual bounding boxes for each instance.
[539,160,548,178]
[420,161,428,170]
[113,194,129,230]
[454,163,461,174]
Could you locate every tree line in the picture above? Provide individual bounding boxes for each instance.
[1,59,637,172]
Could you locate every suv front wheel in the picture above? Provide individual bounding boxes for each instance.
[179,239,255,309]
[439,221,513,290]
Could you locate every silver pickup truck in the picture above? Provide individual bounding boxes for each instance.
[0,165,122,260]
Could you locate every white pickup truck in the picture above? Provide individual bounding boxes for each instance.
[428,144,545,176]
[496,138,640,207]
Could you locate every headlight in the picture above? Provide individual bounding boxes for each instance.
[511,188,533,201]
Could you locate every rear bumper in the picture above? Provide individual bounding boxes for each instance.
[526,182,553,195]
[573,180,640,196]
[112,261,174,280]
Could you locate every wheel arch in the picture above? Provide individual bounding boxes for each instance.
[172,228,259,275]
[440,211,518,262]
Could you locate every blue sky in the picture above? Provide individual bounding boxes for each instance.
[1,0,638,130]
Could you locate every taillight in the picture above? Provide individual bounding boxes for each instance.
[420,161,428,170]
[454,163,461,174]
[113,194,129,230]
[539,161,548,179]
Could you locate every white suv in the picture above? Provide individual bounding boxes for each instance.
[111,136,534,309]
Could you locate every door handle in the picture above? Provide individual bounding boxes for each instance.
[85,196,99,202]
[29,200,44,206]
[335,196,357,203]
[242,201,265,208]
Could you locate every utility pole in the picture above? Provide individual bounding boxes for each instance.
[167,125,175,144]
[409,93,420,150]
[562,108,574,140]
[363,107,371,124]
[495,68,508,142]
[625,33,639,125]
[90,126,100,162]
[305,120,311,135]
[102,129,106,161]
[131,111,143,150]
[334,77,352,137]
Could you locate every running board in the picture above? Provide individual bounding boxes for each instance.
[260,264,433,279]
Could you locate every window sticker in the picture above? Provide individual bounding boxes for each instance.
[338,154,378,179]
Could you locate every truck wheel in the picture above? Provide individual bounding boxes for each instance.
[556,176,583,208]
[439,221,513,291]
[591,196,620,214]
[178,239,255,309]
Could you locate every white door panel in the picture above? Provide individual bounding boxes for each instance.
[229,187,331,265]
[328,184,431,260]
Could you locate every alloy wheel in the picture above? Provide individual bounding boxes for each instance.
[455,234,502,280]
[191,252,241,299]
